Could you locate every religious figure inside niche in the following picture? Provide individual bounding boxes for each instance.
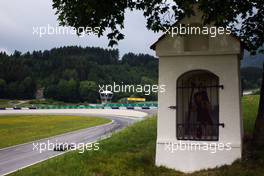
[191,90,213,138]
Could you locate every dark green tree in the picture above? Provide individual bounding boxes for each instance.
[79,81,98,103]
[44,85,58,100]
[21,77,37,99]
[6,82,19,99]
[0,46,158,102]
[0,79,6,97]
[62,69,78,80]
[57,79,79,102]
[13,50,22,58]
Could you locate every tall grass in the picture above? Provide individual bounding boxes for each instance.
[242,95,259,134]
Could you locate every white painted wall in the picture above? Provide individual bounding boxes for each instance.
[155,54,243,172]
[154,20,243,171]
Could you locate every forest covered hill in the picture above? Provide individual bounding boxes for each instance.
[0,46,262,103]
[0,46,158,102]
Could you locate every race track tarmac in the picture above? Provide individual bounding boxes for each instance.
[0,109,151,176]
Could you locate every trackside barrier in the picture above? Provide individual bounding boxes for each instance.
[0,103,158,110]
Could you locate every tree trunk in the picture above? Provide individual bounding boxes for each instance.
[253,63,264,147]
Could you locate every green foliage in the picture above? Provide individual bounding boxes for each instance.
[13,50,22,58]
[0,79,6,96]
[62,69,78,80]
[52,0,264,54]
[2,77,36,99]
[79,81,98,103]
[0,46,261,102]
[0,46,158,102]
[57,79,79,102]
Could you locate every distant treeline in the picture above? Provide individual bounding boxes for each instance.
[241,67,262,91]
[0,46,158,102]
[0,46,261,103]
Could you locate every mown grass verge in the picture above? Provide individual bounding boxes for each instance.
[0,115,110,148]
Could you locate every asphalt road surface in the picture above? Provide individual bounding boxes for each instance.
[0,109,152,176]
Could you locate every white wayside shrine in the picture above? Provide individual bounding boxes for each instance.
[151,10,243,172]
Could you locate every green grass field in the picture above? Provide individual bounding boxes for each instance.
[242,95,259,134]
[9,95,264,176]
[0,115,110,148]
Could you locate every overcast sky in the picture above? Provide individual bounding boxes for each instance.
[0,0,162,57]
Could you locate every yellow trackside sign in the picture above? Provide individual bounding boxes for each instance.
[127,98,146,102]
